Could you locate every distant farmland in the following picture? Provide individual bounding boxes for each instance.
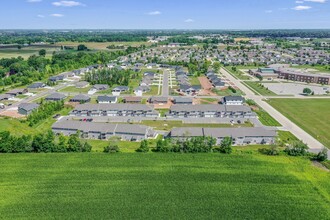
[0,153,329,219]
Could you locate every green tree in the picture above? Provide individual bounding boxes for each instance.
[313,147,328,162]
[39,49,46,56]
[104,144,120,153]
[284,140,309,156]
[303,88,312,95]
[220,137,232,154]
[213,62,221,72]
[136,140,149,152]
[77,44,88,51]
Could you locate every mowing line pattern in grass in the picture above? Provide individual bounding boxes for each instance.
[268,99,330,148]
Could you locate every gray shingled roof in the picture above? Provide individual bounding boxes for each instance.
[52,120,149,135]
[97,96,117,102]
[170,104,251,113]
[46,93,66,100]
[18,103,40,111]
[170,127,276,138]
[74,103,155,112]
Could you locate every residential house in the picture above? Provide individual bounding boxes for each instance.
[149,97,168,104]
[28,82,46,89]
[222,96,245,106]
[45,93,67,101]
[5,88,28,96]
[173,97,193,105]
[76,81,90,89]
[18,103,39,115]
[123,97,142,104]
[92,84,109,91]
[70,94,91,103]
[97,96,117,104]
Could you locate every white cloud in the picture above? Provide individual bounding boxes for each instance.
[27,0,42,2]
[37,15,45,18]
[52,1,85,7]
[292,5,312,10]
[295,0,304,3]
[50,13,64,17]
[304,0,326,3]
[184,18,195,23]
[265,10,273,13]
[148,11,161,15]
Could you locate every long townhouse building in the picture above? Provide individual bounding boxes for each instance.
[167,104,256,118]
[70,103,159,117]
[169,127,276,145]
[52,120,155,141]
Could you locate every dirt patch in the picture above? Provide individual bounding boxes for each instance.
[153,101,172,110]
[312,161,329,172]
[198,76,213,90]
[0,110,25,119]
[198,77,218,96]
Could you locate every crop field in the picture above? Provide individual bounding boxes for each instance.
[0,153,329,219]
[56,41,152,51]
[267,99,330,148]
[0,45,60,59]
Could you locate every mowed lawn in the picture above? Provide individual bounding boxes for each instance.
[268,99,330,148]
[0,153,329,219]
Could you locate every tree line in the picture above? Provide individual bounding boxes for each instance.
[27,100,65,127]
[0,130,91,153]
[0,45,147,88]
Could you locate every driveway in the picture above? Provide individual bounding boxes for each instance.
[162,70,169,97]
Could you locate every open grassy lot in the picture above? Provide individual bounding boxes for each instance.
[0,107,73,136]
[243,81,277,96]
[224,66,253,80]
[267,99,330,148]
[190,76,201,86]
[211,88,245,96]
[0,45,60,59]
[0,153,329,219]
[144,85,160,96]
[140,120,253,131]
[254,108,282,127]
[59,86,91,94]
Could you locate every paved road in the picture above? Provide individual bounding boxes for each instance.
[0,83,70,113]
[221,67,328,155]
[162,70,169,97]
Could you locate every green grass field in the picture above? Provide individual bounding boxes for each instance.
[225,66,253,80]
[0,153,329,219]
[211,88,245,96]
[59,86,91,93]
[0,46,60,59]
[254,108,282,127]
[267,99,330,148]
[243,81,277,96]
[139,120,253,131]
[0,107,73,136]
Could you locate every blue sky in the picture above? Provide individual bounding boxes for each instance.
[1,0,330,29]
